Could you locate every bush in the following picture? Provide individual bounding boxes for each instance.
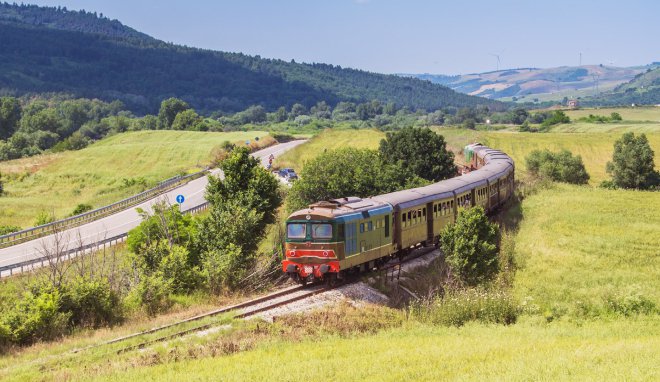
[202,244,245,293]
[132,274,173,316]
[603,288,657,317]
[159,245,202,293]
[410,288,518,327]
[525,149,590,184]
[1,287,70,344]
[34,210,55,226]
[0,225,21,235]
[71,203,93,216]
[440,207,499,286]
[60,278,123,328]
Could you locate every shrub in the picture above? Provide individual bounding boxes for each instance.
[525,149,590,184]
[603,288,657,317]
[60,278,123,328]
[1,287,70,344]
[71,203,93,216]
[132,274,173,316]
[202,244,246,294]
[0,225,21,235]
[410,288,518,327]
[441,207,499,286]
[34,210,55,226]
[159,245,202,293]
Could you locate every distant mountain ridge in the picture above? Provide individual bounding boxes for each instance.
[0,2,153,41]
[401,65,654,103]
[0,3,501,114]
[581,66,660,106]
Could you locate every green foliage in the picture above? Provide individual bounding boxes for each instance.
[171,109,203,131]
[60,278,123,328]
[410,288,518,327]
[131,274,173,316]
[34,210,55,226]
[0,96,22,140]
[201,244,247,293]
[205,146,281,226]
[440,207,499,286]
[288,147,426,211]
[525,149,590,184]
[127,203,199,268]
[0,4,499,116]
[578,112,624,123]
[1,286,70,345]
[606,132,659,189]
[158,245,202,293]
[540,110,570,128]
[197,196,263,256]
[379,127,456,182]
[0,225,22,235]
[71,203,93,216]
[158,98,191,129]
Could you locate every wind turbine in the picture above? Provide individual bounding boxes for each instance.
[489,53,502,71]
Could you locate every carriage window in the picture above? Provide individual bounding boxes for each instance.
[408,211,412,224]
[287,223,307,239]
[422,208,426,218]
[312,224,333,239]
[360,223,365,233]
[367,221,373,231]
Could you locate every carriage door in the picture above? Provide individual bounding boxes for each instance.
[426,202,434,243]
[344,222,357,256]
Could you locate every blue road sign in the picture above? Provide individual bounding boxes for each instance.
[176,194,185,204]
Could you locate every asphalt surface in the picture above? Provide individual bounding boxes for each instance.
[0,140,305,273]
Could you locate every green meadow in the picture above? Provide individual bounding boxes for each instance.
[0,131,268,228]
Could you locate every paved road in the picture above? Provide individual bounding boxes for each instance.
[0,140,305,272]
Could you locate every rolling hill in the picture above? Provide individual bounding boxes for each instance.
[0,3,500,114]
[402,65,655,103]
[581,66,660,106]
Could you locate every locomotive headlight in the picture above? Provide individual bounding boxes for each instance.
[289,250,296,257]
[323,251,329,257]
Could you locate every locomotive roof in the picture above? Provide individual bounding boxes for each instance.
[288,197,391,220]
[288,143,514,220]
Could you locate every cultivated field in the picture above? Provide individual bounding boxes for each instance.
[0,130,268,228]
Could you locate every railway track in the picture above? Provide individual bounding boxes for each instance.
[73,245,437,356]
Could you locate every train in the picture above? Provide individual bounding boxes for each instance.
[281,143,515,285]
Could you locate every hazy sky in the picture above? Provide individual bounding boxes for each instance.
[25,0,660,75]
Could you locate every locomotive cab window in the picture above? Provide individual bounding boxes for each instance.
[311,224,333,239]
[287,223,307,239]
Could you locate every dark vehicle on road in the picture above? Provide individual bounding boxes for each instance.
[278,168,298,181]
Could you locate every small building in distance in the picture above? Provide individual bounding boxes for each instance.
[567,99,579,108]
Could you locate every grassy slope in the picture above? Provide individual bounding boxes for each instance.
[274,128,385,170]
[90,319,659,382]
[514,184,660,315]
[436,129,660,184]
[0,131,268,228]
[87,177,659,382]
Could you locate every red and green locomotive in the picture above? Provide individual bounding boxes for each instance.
[282,143,514,284]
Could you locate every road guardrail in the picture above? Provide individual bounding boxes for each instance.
[0,168,210,249]
[0,201,210,278]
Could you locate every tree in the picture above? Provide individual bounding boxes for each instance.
[379,127,456,182]
[171,109,202,130]
[288,148,426,211]
[205,146,281,226]
[525,149,590,184]
[0,97,21,140]
[441,207,499,286]
[606,132,659,189]
[157,98,190,129]
[289,103,307,119]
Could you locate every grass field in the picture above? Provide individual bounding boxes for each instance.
[274,128,384,171]
[86,318,658,382]
[563,106,660,122]
[513,183,660,318]
[0,130,268,228]
[274,127,660,185]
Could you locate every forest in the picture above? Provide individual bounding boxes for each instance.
[0,3,501,115]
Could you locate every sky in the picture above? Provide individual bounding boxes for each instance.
[24,0,660,75]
